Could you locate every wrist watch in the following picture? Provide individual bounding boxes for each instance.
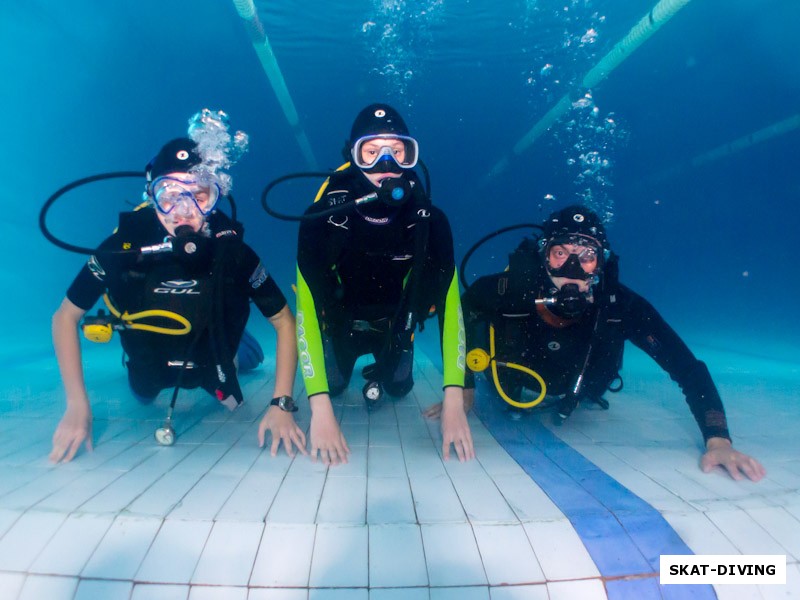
[270,395,298,412]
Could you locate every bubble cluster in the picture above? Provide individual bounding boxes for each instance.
[187,109,249,194]
[361,0,444,100]
[516,1,625,224]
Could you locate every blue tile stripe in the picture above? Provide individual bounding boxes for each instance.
[472,387,717,600]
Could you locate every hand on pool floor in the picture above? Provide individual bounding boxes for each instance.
[701,437,766,482]
[50,401,93,463]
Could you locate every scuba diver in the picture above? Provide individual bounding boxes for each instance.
[49,122,301,463]
[424,205,764,482]
[293,103,473,465]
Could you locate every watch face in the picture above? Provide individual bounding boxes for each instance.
[279,397,296,411]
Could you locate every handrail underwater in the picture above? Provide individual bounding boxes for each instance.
[233,0,319,170]
[485,0,694,181]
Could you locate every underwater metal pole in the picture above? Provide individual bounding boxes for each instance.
[485,0,694,181]
[232,0,319,170]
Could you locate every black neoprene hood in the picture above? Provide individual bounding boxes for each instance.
[349,104,410,144]
[146,138,203,181]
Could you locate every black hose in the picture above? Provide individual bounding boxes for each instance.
[459,223,543,289]
[40,171,143,254]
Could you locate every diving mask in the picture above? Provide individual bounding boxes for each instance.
[352,134,419,171]
[151,175,221,216]
[545,235,602,281]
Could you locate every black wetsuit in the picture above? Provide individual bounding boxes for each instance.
[296,167,465,398]
[462,241,730,442]
[67,208,287,402]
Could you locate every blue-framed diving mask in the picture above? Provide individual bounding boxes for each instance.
[150,175,221,217]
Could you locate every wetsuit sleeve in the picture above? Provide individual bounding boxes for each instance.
[237,244,287,318]
[427,209,465,388]
[619,285,730,442]
[295,206,339,397]
[65,234,119,310]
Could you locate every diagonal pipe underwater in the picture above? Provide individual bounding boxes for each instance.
[233,0,319,170]
[485,0,694,182]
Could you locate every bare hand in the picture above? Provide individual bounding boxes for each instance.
[258,406,308,458]
[441,388,475,462]
[309,395,350,466]
[424,388,475,420]
[701,437,765,482]
[50,402,93,463]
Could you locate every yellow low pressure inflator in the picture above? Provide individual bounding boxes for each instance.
[466,324,547,409]
[82,294,192,343]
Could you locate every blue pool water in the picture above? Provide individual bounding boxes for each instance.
[4,0,799,359]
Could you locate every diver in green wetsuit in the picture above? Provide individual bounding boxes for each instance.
[295,104,474,466]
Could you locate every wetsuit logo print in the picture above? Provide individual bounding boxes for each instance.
[154,280,200,294]
[296,310,314,378]
[87,255,106,281]
[249,262,268,289]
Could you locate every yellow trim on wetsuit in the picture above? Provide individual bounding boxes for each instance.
[313,162,351,203]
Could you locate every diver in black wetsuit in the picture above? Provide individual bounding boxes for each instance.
[295,103,473,466]
[50,135,301,463]
[425,205,764,482]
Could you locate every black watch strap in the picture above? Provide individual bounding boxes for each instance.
[270,395,298,412]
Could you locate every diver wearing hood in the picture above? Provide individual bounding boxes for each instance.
[295,103,474,466]
[425,205,764,482]
[50,134,300,463]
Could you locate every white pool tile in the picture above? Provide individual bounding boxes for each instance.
[308,589,368,600]
[0,509,21,538]
[490,475,564,523]
[429,586,489,600]
[522,520,600,581]
[168,473,241,520]
[316,476,366,524]
[421,523,487,586]
[189,586,249,600]
[250,523,316,587]
[326,445,368,477]
[126,471,201,517]
[488,584,549,599]
[309,524,368,588]
[368,446,407,478]
[0,572,25,600]
[29,512,113,575]
[0,510,66,571]
[131,583,190,600]
[192,521,263,585]
[74,579,134,600]
[369,588,429,600]
[367,477,416,524]
[664,512,740,555]
[136,519,213,584]
[369,524,428,587]
[546,578,606,600]
[83,515,163,580]
[409,475,466,524]
[16,574,78,600]
[745,506,800,560]
[449,471,518,524]
[216,473,284,522]
[267,475,326,523]
[248,589,309,600]
[706,508,789,555]
[473,524,545,585]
